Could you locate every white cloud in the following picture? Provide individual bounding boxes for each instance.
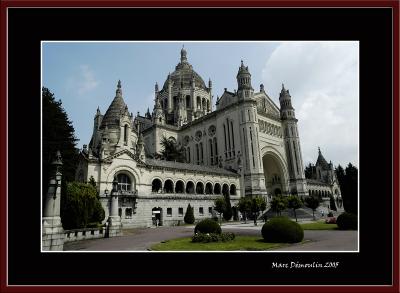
[262,42,359,167]
[76,65,99,95]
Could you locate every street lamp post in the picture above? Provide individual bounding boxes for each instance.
[42,150,64,251]
[107,177,122,237]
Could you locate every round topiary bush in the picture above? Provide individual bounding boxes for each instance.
[336,212,357,230]
[194,219,222,235]
[261,216,304,243]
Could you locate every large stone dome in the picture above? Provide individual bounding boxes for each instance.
[162,47,207,91]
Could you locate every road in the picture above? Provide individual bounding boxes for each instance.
[64,222,358,252]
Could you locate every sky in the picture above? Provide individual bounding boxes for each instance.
[42,41,359,168]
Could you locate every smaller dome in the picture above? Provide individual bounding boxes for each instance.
[100,81,128,129]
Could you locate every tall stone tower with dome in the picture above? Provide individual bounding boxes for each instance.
[75,48,342,228]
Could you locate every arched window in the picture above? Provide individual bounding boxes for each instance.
[205,182,213,194]
[187,147,191,163]
[196,182,204,194]
[213,137,218,165]
[152,178,162,193]
[186,95,191,108]
[222,184,229,196]
[200,142,204,164]
[209,139,214,165]
[196,144,200,165]
[197,96,201,109]
[173,96,177,109]
[124,125,128,143]
[230,184,236,195]
[230,121,235,155]
[117,174,131,191]
[175,180,184,193]
[214,183,221,195]
[163,179,174,193]
[186,181,195,194]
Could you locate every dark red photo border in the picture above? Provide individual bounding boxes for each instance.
[1,1,398,292]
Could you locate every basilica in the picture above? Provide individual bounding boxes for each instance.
[75,48,342,228]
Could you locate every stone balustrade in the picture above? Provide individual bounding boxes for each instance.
[64,227,106,243]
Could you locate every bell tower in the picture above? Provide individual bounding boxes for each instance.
[279,84,308,197]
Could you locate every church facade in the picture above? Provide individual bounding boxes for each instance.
[75,48,342,228]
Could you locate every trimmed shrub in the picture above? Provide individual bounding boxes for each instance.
[194,219,222,235]
[336,212,357,230]
[184,204,195,224]
[192,232,235,243]
[261,216,304,243]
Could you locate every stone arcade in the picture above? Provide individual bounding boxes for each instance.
[75,48,342,228]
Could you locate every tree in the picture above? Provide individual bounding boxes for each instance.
[336,163,358,215]
[304,196,320,220]
[61,182,105,229]
[287,195,303,222]
[260,197,267,221]
[223,192,233,221]
[159,136,185,162]
[270,195,287,216]
[88,176,96,188]
[214,197,226,224]
[238,197,251,223]
[250,196,264,226]
[42,87,79,199]
[344,163,358,215]
[329,195,337,211]
[184,204,195,224]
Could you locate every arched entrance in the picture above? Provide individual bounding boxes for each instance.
[152,207,163,226]
[262,151,287,196]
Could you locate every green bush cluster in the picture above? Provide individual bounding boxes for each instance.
[336,212,357,230]
[192,232,235,243]
[261,216,304,243]
[194,219,222,235]
[61,182,105,230]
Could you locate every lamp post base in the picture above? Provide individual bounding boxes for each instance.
[107,216,122,237]
[42,216,64,251]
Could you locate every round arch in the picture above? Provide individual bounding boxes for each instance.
[229,184,237,195]
[196,181,204,194]
[106,165,141,187]
[186,181,195,194]
[163,179,174,193]
[222,184,229,196]
[214,183,221,195]
[175,180,185,193]
[261,147,289,196]
[205,182,213,194]
[151,178,162,193]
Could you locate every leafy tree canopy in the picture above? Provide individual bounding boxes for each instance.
[61,182,105,229]
[42,87,79,197]
[159,136,185,163]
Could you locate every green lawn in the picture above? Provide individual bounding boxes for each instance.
[300,221,338,230]
[151,236,290,251]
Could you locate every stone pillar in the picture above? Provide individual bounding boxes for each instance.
[107,178,122,237]
[42,151,64,251]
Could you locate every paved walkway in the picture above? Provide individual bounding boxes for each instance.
[64,222,358,252]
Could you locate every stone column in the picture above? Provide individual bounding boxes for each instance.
[107,178,122,237]
[42,151,64,251]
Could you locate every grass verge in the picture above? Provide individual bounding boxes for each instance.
[300,221,338,230]
[150,236,290,251]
